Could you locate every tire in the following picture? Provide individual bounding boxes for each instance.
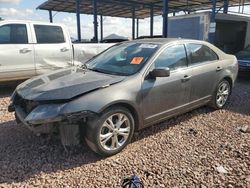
[209,79,231,109]
[84,106,135,157]
[15,112,21,124]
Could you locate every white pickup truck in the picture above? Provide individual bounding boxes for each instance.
[0,20,115,82]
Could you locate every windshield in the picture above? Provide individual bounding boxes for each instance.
[86,42,159,76]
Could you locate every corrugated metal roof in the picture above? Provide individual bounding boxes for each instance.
[37,0,250,19]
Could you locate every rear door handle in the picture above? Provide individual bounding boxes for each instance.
[216,67,223,72]
[181,75,191,82]
[19,48,32,54]
[60,47,69,52]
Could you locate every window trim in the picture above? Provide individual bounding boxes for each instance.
[34,24,66,44]
[185,43,219,67]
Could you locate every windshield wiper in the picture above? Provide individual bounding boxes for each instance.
[88,68,107,73]
[89,68,127,76]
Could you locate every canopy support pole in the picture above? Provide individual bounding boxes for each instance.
[162,0,169,37]
[132,6,135,40]
[150,4,154,37]
[209,0,217,43]
[76,0,81,42]
[100,14,103,41]
[223,0,229,13]
[242,0,245,13]
[136,18,139,38]
[93,0,98,43]
[49,10,53,23]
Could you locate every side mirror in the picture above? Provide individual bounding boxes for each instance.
[149,67,170,78]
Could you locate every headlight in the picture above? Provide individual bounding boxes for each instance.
[25,103,95,125]
[25,104,66,125]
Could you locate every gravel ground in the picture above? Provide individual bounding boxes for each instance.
[0,79,249,188]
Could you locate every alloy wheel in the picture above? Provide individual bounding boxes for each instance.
[99,113,131,151]
[216,81,230,108]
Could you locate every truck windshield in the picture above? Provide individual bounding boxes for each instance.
[86,42,159,76]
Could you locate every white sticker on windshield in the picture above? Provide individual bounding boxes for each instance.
[139,44,158,49]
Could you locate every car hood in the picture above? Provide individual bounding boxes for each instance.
[236,50,250,60]
[16,67,125,101]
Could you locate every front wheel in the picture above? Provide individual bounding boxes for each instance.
[84,106,135,157]
[210,79,231,109]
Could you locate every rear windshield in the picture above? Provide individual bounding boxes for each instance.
[86,43,159,76]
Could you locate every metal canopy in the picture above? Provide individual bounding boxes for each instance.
[37,0,250,19]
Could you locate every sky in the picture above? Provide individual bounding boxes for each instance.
[0,0,249,40]
[0,0,163,40]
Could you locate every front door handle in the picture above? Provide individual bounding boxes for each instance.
[181,75,191,82]
[60,47,69,52]
[216,67,223,72]
[19,48,32,54]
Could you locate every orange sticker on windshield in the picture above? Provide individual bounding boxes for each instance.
[130,57,144,65]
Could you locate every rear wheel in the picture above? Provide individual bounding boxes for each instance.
[84,106,135,157]
[210,79,231,109]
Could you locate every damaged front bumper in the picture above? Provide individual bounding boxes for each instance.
[8,101,95,134]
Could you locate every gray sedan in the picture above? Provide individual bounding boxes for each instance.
[8,39,238,156]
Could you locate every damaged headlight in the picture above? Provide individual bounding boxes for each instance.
[25,103,95,125]
[25,104,66,125]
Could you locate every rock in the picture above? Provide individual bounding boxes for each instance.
[187,128,198,136]
[216,166,228,174]
[200,184,207,188]
[2,164,8,170]
[246,175,250,182]
[237,125,250,133]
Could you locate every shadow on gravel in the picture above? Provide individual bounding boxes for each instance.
[0,81,21,98]
[237,77,250,85]
[133,106,214,141]
[0,120,103,184]
[0,107,214,184]
[225,78,250,116]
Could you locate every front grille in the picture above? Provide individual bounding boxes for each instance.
[14,93,39,114]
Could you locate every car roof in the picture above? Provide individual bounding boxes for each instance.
[130,38,208,45]
[0,19,65,27]
[133,38,178,44]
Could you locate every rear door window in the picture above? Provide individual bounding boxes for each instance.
[34,25,65,44]
[0,24,28,44]
[186,44,218,65]
[154,44,188,71]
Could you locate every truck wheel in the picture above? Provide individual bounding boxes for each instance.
[209,79,231,109]
[84,106,135,157]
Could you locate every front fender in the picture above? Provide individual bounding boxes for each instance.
[60,77,144,129]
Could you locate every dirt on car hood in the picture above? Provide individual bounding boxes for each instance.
[16,67,125,101]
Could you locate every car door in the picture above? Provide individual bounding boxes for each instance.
[185,43,220,103]
[141,44,192,125]
[0,23,35,81]
[31,24,73,75]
